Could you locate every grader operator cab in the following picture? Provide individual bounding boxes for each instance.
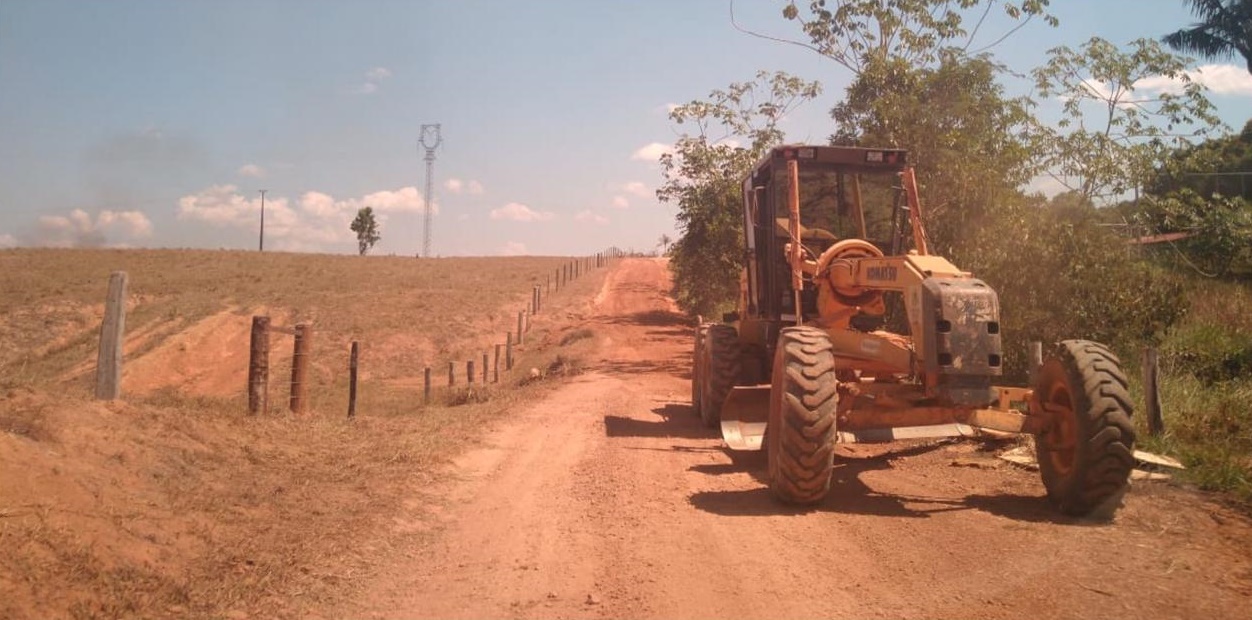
[691,145,1136,516]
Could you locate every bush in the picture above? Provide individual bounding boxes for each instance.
[960,201,1188,381]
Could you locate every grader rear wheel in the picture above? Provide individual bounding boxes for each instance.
[691,324,711,419]
[768,326,839,505]
[1033,340,1136,517]
[701,324,741,429]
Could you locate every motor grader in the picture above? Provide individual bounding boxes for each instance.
[691,145,1136,517]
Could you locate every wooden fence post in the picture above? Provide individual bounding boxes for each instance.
[289,323,311,414]
[448,361,455,386]
[248,315,270,415]
[424,367,432,404]
[494,344,501,383]
[1028,341,1043,386]
[95,271,128,400]
[348,341,359,418]
[1144,347,1164,436]
[467,360,475,384]
[482,353,488,383]
[506,332,514,370]
[517,311,525,345]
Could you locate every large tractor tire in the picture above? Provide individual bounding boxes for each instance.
[691,324,711,419]
[700,324,741,429]
[767,326,839,505]
[1033,340,1136,517]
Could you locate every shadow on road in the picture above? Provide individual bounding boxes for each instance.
[603,410,710,440]
[596,309,688,328]
[595,358,690,378]
[687,442,1087,524]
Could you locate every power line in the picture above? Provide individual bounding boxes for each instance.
[419,124,442,258]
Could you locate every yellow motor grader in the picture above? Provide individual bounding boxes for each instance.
[691,145,1136,516]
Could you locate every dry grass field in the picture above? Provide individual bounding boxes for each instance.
[0,248,610,619]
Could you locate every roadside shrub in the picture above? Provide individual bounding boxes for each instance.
[444,385,491,407]
[559,328,595,346]
[960,202,1187,381]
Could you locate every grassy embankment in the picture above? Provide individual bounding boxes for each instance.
[1136,277,1252,504]
[0,248,609,619]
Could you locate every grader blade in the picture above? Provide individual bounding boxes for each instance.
[719,385,772,451]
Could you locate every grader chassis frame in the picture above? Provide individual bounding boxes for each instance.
[692,145,1137,517]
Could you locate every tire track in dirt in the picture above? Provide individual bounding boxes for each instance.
[341,258,1252,620]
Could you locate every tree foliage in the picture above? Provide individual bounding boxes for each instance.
[1162,0,1252,72]
[779,0,1056,74]
[831,52,1037,255]
[1031,37,1224,204]
[1147,118,1252,200]
[659,71,821,317]
[967,199,1187,377]
[1137,190,1252,277]
[350,207,381,256]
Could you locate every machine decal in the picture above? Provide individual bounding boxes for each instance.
[866,265,898,282]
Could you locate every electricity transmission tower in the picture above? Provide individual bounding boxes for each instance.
[419,124,442,258]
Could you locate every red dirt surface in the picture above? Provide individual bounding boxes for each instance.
[338,258,1252,620]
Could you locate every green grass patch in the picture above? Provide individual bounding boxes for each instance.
[1138,278,1252,504]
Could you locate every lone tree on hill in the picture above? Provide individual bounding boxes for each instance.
[351,206,381,255]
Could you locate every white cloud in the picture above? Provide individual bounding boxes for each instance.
[360,187,427,213]
[619,181,651,198]
[500,241,527,256]
[354,66,392,95]
[33,208,153,248]
[178,184,431,252]
[1135,64,1252,96]
[611,195,629,209]
[575,210,609,225]
[631,142,672,162]
[490,202,554,222]
[97,210,154,237]
[1024,175,1072,198]
[237,163,265,178]
[445,178,485,195]
[0,233,16,248]
[178,184,265,227]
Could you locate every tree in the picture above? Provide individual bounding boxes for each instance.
[830,52,1039,255]
[656,234,673,255]
[350,206,381,255]
[1147,118,1252,201]
[1031,37,1224,205]
[1163,0,1252,73]
[659,71,821,317]
[776,0,1057,75]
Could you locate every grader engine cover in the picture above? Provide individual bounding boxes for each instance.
[920,278,1002,406]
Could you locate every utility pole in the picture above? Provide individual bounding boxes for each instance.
[419,124,442,258]
[258,189,267,252]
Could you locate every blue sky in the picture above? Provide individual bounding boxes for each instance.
[1,1,1249,256]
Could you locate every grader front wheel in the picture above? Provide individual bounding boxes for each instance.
[768,326,839,505]
[700,325,741,429]
[1033,340,1136,517]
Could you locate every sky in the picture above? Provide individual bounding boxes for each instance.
[1,1,1249,257]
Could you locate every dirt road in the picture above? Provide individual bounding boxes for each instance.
[341,258,1252,619]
